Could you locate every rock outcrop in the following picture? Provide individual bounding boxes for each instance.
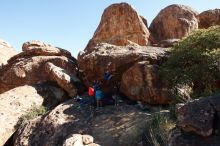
[14,99,151,146]
[0,40,82,96]
[0,85,67,146]
[198,9,220,29]
[169,94,220,146]
[149,4,198,42]
[0,39,17,65]
[78,43,170,104]
[86,3,150,50]
[121,61,172,104]
[78,43,169,86]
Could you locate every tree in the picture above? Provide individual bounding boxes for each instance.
[161,26,220,98]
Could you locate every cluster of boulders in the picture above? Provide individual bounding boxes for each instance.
[0,40,82,95]
[85,3,220,49]
[79,3,220,105]
[169,94,220,146]
[0,2,220,146]
[0,40,84,145]
[78,43,172,104]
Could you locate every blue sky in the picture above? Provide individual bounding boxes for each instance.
[0,0,219,57]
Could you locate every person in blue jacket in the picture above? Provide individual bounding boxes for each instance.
[95,87,103,109]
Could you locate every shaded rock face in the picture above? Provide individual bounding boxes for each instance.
[14,99,151,146]
[176,98,215,137]
[121,61,172,104]
[0,39,17,65]
[198,9,220,29]
[78,43,169,87]
[0,85,67,146]
[0,40,82,96]
[169,128,220,146]
[149,4,198,42]
[86,3,150,50]
[169,94,220,146]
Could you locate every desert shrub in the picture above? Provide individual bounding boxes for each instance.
[145,112,175,146]
[161,26,220,98]
[15,105,47,129]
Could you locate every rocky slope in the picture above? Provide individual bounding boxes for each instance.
[0,40,83,145]
[0,84,67,146]
[0,39,17,65]
[85,3,150,50]
[13,98,151,146]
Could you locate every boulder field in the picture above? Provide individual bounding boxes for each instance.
[1,2,220,146]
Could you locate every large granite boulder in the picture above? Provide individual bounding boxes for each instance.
[176,98,215,137]
[0,39,17,65]
[45,62,81,97]
[169,94,220,146]
[0,85,67,146]
[78,43,169,87]
[86,3,150,50]
[197,9,220,29]
[0,40,82,96]
[13,99,152,146]
[149,4,198,42]
[121,61,172,104]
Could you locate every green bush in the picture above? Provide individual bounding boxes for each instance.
[15,105,47,129]
[161,26,220,98]
[145,112,175,146]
